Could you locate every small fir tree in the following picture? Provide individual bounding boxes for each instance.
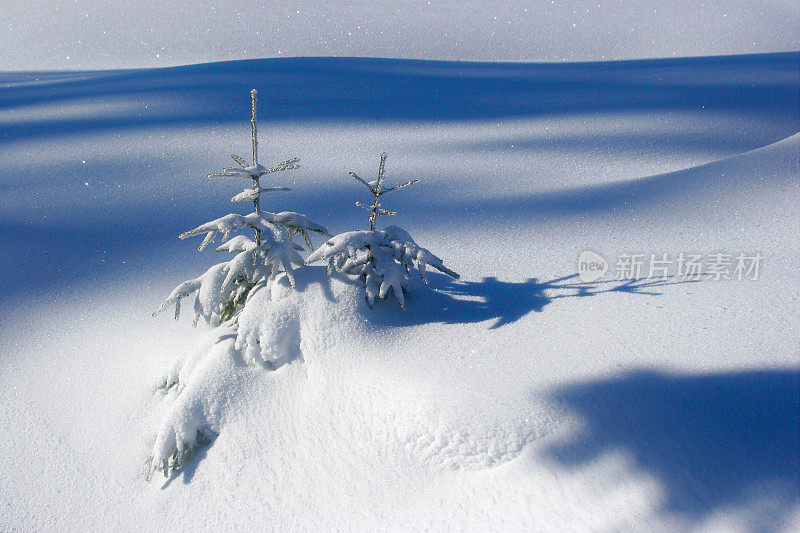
[154,89,329,326]
[148,90,328,480]
[306,153,458,309]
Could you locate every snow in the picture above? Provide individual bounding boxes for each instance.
[1,41,799,532]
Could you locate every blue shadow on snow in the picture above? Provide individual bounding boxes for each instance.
[547,368,800,527]
[365,273,700,329]
[1,52,798,143]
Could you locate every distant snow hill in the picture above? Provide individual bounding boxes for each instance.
[2,52,799,144]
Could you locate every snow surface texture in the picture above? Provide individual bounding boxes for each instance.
[1,1,799,70]
[1,54,799,530]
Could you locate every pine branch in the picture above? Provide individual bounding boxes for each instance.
[179,212,275,248]
[231,187,290,203]
[376,152,387,192]
[381,179,419,195]
[263,158,300,174]
[349,171,375,193]
[207,166,264,179]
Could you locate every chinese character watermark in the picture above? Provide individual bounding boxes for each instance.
[578,251,762,282]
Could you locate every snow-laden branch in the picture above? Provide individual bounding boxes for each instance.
[231,186,290,203]
[208,158,301,181]
[178,211,329,251]
[156,206,329,325]
[153,231,307,324]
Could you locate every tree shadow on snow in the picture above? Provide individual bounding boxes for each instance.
[366,272,700,329]
[546,368,800,528]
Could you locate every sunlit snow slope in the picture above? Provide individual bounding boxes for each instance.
[1,53,799,531]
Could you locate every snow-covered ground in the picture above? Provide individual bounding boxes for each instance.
[1,50,799,530]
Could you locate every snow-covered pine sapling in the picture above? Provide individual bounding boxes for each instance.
[306,152,458,309]
[147,90,328,481]
[154,89,329,326]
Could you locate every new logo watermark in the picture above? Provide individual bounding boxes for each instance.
[577,251,609,282]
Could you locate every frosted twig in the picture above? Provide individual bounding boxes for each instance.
[349,172,373,193]
[263,158,300,174]
[250,89,258,166]
[381,180,419,194]
[231,154,248,168]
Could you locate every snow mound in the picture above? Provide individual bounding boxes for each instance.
[149,267,557,479]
